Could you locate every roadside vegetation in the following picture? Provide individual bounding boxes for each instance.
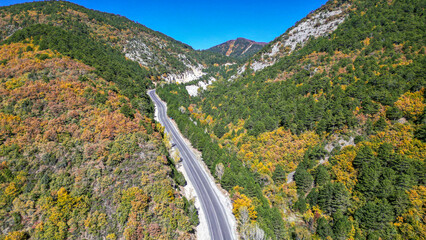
[158,0,426,238]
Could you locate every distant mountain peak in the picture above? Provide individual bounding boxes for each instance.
[236,37,266,44]
[205,38,267,59]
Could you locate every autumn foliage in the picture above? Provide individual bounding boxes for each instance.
[156,0,426,238]
[0,42,196,239]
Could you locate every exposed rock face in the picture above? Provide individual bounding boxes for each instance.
[237,65,246,75]
[280,9,346,52]
[251,61,270,72]
[186,77,216,96]
[124,38,157,67]
[125,39,205,83]
[164,64,205,84]
[249,6,349,72]
[3,25,22,39]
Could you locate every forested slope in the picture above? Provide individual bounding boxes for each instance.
[0,1,231,82]
[157,0,426,239]
[0,3,201,239]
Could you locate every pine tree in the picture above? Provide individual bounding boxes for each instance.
[314,165,330,187]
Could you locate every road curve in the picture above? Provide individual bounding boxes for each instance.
[148,89,234,240]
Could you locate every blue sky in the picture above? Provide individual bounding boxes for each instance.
[1,0,328,50]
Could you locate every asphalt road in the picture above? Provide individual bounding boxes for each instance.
[148,89,234,240]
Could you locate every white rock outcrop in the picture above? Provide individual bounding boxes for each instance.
[124,38,157,67]
[164,64,205,84]
[282,9,345,52]
[251,61,271,72]
[124,39,205,84]
[185,77,216,97]
[3,25,22,40]
[248,6,349,72]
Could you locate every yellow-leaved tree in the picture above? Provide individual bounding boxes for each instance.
[395,88,425,120]
[232,189,257,222]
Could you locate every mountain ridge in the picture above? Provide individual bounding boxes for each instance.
[233,0,351,76]
[206,37,267,59]
[0,0,232,83]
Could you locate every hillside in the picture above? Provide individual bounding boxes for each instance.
[206,38,267,59]
[0,40,199,239]
[0,2,203,239]
[0,1,231,83]
[157,0,426,239]
[236,0,351,74]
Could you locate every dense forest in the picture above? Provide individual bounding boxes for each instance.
[0,1,208,238]
[0,39,198,239]
[158,0,425,239]
[4,24,153,102]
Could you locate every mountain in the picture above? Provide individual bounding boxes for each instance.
[206,37,267,59]
[157,0,426,239]
[0,1,231,83]
[0,2,200,239]
[1,0,425,239]
[237,0,351,74]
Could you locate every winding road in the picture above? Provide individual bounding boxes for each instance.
[148,90,234,240]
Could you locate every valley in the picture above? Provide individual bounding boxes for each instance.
[0,0,425,239]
